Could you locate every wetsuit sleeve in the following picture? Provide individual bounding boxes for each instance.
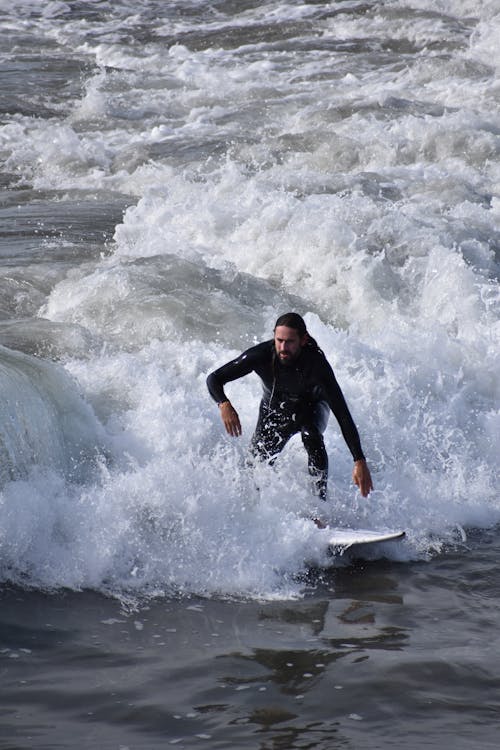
[317,355,365,462]
[206,344,268,404]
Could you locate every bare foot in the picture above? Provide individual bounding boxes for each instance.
[312,517,328,529]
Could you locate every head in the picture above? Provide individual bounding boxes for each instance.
[273,312,308,364]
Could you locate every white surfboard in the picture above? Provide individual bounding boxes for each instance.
[327,528,405,555]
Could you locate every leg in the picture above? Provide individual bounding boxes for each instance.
[249,400,298,465]
[301,401,329,500]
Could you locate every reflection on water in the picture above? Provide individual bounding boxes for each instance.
[2,544,500,749]
[0,568,408,748]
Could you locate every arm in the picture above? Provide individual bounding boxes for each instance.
[322,368,364,461]
[318,355,373,496]
[206,344,267,437]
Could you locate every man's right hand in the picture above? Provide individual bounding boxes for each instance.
[352,459,373,498]
[219,401,242,437]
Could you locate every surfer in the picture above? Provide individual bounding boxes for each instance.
[206,312,373,500]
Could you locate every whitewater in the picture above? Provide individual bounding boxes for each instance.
[0,0,498,601]
[2,2,500,748]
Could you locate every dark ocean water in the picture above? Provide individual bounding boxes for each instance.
[0,1,499,747]
[3,534,500,749]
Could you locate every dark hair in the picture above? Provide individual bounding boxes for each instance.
[274,312,307,336]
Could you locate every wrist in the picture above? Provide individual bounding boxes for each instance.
[218,400,230,408]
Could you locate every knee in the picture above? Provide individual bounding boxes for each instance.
[301,428,328,472]
[250,429,283,465]
[301,427,324,451]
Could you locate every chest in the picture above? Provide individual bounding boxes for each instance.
[275,360,317,397]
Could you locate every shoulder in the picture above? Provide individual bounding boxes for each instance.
[239,339,273,364]
[304,340,327,363]
[253,339,274,354]
[303,341,335,376]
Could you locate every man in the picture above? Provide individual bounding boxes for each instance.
[206,312,373,499]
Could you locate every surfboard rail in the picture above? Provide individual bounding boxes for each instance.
[327,528,406,554]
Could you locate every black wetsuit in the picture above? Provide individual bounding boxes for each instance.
[206,339,365,498]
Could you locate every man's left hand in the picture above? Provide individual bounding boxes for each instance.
[353,459,373,497]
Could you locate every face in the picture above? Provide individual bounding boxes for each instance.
[274,325,307,364]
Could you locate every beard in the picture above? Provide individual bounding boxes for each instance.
[277,348,301,365]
